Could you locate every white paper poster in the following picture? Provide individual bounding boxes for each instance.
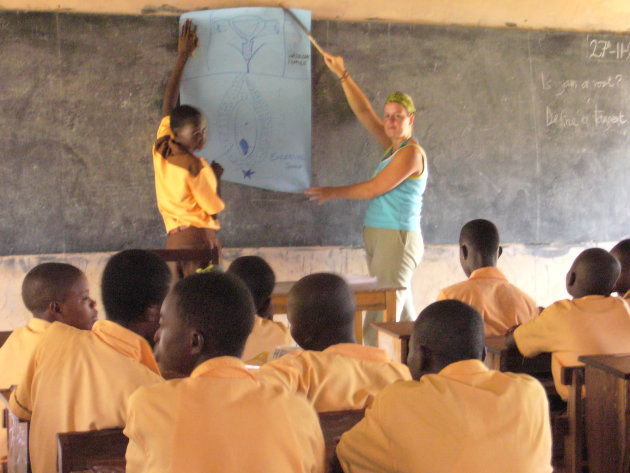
[180,8,312,193]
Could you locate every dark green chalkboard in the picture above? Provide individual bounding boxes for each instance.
[0,12,628,254]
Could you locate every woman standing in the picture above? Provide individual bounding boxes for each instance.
[306,53,428,345]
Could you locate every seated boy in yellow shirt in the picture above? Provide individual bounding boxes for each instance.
[336,300,552,473]
[437,219,538,336]
[227,256,293,364]
[0,262,97,462]
[10,250,171,473]
[611,238,630,299]
[508,248,630,400]
[125,272,324,473]
[258,273,411,412]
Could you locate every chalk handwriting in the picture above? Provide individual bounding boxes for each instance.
[587,35,630,62]
[546,105,628,131]
[540,72,624,96]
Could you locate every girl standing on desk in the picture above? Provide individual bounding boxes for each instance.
[306,52,428,346]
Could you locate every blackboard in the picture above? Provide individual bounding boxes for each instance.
[1,11,629,254]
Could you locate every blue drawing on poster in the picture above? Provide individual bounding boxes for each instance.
[180,8,312,193]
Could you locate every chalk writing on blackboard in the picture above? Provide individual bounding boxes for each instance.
[587,35,630,62]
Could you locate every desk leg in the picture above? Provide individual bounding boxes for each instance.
[384,290,397,323]
[355,311,363,345]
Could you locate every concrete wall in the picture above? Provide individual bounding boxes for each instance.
[2,0,630,33]
[0,243,614,330]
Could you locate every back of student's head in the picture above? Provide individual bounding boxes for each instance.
[408,300,484,380]
[288,273,356,350]
[22,262,84,315]
[170,104,203,133]
[227,256,275,316]
[101,249,171,326]
[610,239,630,295]
[459,219,501,275]
[567,248,621,298]
[173,272,255,358]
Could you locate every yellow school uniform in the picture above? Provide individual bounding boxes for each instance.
[125,356,325,473]
[257,343,411,412]
[10,320,162,473]
[438,266,538,336]
[337,360,552,473]
[0,318,50,460]
[514,295,630,399]
[242,316,293,364]
[153,116,224,232]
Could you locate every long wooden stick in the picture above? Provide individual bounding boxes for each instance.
[281,5,326,56]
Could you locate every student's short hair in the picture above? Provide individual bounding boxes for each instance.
[414,300,485,364]
[101,250,171,324]
[170,104,204,132]
[22,263,84,314]
[173,272,255,356]
[289,273,356,330]
[227,256,275,312]
[460,219,500,259]
[574,248,621,295]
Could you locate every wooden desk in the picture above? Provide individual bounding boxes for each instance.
[484,336,552,377]
[272,281,404,344]
[373,322,414,363]
[579,354,630,473]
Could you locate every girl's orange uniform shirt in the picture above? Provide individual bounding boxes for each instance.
[124,356,325,473]
[9,321,162,473]
[514,295,630,399]
[153,116,224,232]
[438,266,538,336]
[337,360,552,473]
[257,343,411,412]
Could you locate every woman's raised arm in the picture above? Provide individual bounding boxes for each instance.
[323,52,391,150]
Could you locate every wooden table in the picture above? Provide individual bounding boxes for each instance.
[484,336,552,377]
[578,353,630,473]
[372,321,414,363]
[272,281,404,344]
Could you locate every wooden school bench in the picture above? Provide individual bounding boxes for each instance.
[579,353,630,473]
[272,281,404,344]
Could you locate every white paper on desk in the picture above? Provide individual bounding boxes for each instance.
[343,274,378,285]
[180,8,312,193]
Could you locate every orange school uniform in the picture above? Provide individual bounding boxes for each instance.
[337,360,552,473]
[10,320,162,473]
[242,316,293,364]
[257,343,411,412]
[0,318,50,460]
[514,295,630,399]
[125,356,325,473]
[153,116,224,232]
[438,266,538,336]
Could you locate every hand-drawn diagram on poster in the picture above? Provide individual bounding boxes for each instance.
[180,8,312,193]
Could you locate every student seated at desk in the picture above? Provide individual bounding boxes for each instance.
[508,248,630,400]
[258,273,410,412]
[0,262,97,462]
[437,219,538,336]
[9,250,170,473]
[227,256,293,364]
[125,272,324,473]
[611,238,630,299]
[336,300,552,473]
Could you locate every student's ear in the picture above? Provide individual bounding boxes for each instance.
[498,246,503,259]
[460,244,468,260]
[49,301,62,321]
[567,271,577,288]
[190,331,204,357]
[258,297,274,320]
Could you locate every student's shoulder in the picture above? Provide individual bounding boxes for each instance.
[438,279,475,299]
[129,377,180,406]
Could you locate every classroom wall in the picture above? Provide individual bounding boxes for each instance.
[2,0,630,33]
[0,242,614,331]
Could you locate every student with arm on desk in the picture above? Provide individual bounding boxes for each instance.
[507,248,630,400]
[305,52,427,346]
